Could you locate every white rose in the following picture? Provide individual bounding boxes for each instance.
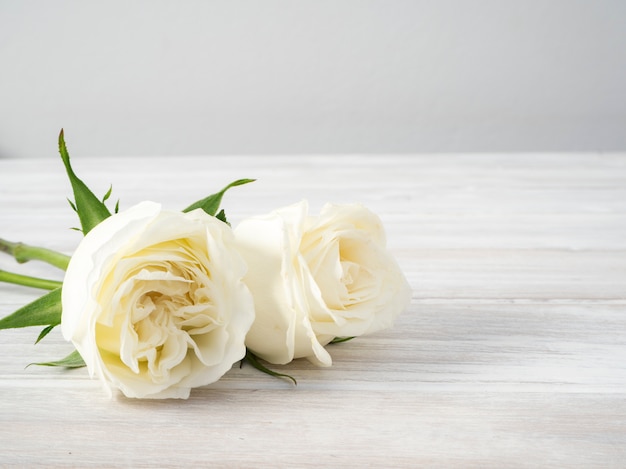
[234,201,411,367]
[61,201,255,399]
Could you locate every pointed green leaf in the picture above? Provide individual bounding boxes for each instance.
[329,336,356,344]
[0,287,62,330]
[215,209,228,225]
[67,198,78,213]
[58,129,111,234]
[243,349,297,385]
[114,199,120,214]
[183,179,255,216]
[102,184,113,203]
[35,325,56,344]
[30,349,85,368]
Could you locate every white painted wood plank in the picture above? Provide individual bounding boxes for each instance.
[404,248,626,300]
[0,387,624,468]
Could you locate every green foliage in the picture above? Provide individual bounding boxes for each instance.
[243,349,297,385]
[30,349,85,368]
[102,185,113,203]
[183,179,255,216]
[0,238,70,271]
[35,325,56,344]
[58,129,111,234]
[329,336,356,344]
[0,288,62,330]
[0,269,63,290]
[215,209,228,225]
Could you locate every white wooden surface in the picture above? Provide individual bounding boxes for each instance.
[1,154,625,467]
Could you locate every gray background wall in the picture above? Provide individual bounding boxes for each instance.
[1,0,625,159]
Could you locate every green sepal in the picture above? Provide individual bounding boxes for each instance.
[67,198,78,213]
[215,209,228,225]
[102,184,113,203]
[0,287,62,330]
[30,349,85,368]
[329,336,356,344]
[58,129,111,234]
[183,179,255,216]
[242,349,297,385]
[35,325,56,344]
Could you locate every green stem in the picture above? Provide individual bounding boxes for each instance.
[0,238,70,270]
[0,269,63,290]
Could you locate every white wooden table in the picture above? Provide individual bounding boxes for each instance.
[1,154,625,467]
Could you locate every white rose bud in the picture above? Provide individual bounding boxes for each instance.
[61,201,255,399]
[234,201,411,367]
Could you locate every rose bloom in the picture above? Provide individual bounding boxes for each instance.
[61,202,254,399]
[234,201,411,367]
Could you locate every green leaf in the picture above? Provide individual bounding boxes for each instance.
[215,209,228,225]
[67,198,77,213]
[30,349,85,368]
[0,288,62,330]
[102,184,113,203]
[183,179,255,216]
[329,336,356,344]
[58,129,111,234]
[35,325,56,344]
[242,349,297,385]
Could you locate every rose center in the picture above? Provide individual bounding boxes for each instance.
[134,285,193,335]
[340,261,359,287]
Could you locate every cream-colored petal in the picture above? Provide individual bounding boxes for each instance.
[62,201,255,398]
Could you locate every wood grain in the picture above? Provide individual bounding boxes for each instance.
[1,154,625,467]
